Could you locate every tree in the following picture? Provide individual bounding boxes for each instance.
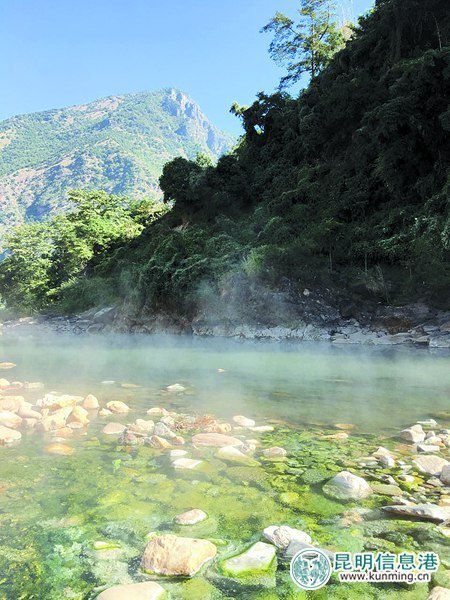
[262,0,345,88]
[0,190,146,311]
[0,222,53,311]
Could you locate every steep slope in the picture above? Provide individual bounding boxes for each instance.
[0,89,233,235]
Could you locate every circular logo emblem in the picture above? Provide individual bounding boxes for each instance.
[290,548,332,590]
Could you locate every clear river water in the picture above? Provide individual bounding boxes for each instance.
[0,333,449,599]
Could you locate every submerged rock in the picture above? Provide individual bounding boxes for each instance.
[284,539,334,561]
[106,401,130,414]
[44,442,74,456]
[334,423,355,430]
[216,446,259,466]
[170,449,188,459]
[249,426,274,433]
[141,534,216,576]
[129,419,154,434]
[370,483,403,496]
[322,432,349,441]
[263,447,287,458]
[233,415,256,428]
[220,542,276,577]
[205,422,232,434]
[149,435,172,449]
[102,423,126,435]
[154,422,176,439]
[37,407,72,431]
[413,455,449,476]
[175,509,207,525]
[0,396,23,412]
[263,525,312,550]
[166,384,186,392]
[0,425,22,443]
[0,411,22,429]
[17,402,42,420]
[99,408,113,417]
[147,407,169,416]
[97,582,166,600]
[427,586,450,600]
[172,458,203,470]
[382,503,450,523]
[192,433,242,447]
[67,405,90,426]
[323,471,373,501]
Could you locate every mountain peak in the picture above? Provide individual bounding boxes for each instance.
[0,89,234,237]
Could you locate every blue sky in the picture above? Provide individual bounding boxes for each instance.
[0,0,374,134]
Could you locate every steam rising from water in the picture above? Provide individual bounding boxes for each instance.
[1,332,449,433]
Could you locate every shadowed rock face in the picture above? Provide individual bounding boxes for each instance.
[0,88,234,239]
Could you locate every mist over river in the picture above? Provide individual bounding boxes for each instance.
[0,332,449,599]
[2,333,450,432]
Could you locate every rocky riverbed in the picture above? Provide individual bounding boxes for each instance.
[0,358,450,598]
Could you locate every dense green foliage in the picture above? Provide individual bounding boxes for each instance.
[0,89,233,238]
[1,0,449,315]
[262,0,346,86]
[0,191,167,311]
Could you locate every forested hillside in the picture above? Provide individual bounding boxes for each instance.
[1,0,449,317]
[0,89,232,237]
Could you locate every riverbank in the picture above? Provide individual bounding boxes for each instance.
[2,295,450,348]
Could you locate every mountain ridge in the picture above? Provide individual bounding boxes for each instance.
[0,88,234,236]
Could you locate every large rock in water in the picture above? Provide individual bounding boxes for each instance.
[97,582,166,599]
[220,542,276,577]
[323,471,373,501]
[382,504,450,523]
[141,535,217,576]
[192,433,242,447]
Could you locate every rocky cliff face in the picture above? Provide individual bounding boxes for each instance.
[0,89,234,238]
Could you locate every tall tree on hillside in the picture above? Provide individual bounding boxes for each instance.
[262,0,345,88]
